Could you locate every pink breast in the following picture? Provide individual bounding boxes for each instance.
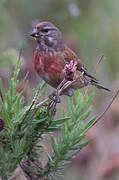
[34,51,64,86]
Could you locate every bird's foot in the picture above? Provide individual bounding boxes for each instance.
[47,89,61,114]
[48,78,69,104]
[47,100,57,115]
[48,90,61,103]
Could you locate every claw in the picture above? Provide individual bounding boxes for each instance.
[54,96,61,103]
[47,100,57,115]
[48,90,61,103]
[48,91,56,100]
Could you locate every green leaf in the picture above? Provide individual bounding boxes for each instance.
[9,78,15,99]
[33,116,49,124]
[63,149,81,160]
[17,72,29,89]
[40,81,46,90]
[0,96,7,117]
[0,78,6,100]
[46,152,53,162]
[51,117,70,126]
[13,59,22,83]
[46,126,60,132]
[75,90,83,107]
[16,91,24,112]
[51,136,60,157]
[81,94,93,113]
[69,97,75,116]
[61,122,68,142]
[72,134,85,145]
[83,116,97,132]
[70,140,90,150]
[79,108,91,122]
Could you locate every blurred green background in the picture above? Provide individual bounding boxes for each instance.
[0,0,119,180]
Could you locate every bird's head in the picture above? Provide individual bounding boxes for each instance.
[30,21,64,52]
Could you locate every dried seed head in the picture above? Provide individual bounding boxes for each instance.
[65,60,77,81]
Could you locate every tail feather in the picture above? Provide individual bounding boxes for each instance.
[81,66,110,92]
[92,81,110,92]
[81,66,98,82]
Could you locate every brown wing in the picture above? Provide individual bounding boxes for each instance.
[61,45,84,70]
[59,45,97,81]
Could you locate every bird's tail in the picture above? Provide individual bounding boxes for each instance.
[92,81,110,92]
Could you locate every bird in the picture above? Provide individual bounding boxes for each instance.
[30,21,110,102]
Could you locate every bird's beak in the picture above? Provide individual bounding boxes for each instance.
[30,29,39,38]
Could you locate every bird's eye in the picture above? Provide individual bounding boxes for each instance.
[40,29,49,33]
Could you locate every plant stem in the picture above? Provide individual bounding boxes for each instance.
[86,89,119,132]
[84,54,104,98]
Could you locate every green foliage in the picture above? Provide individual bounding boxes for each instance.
[0,55,96,180]
[42,91,96,180]
[0,55,56,179]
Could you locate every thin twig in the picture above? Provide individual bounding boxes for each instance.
[24,108,38,139]
[19,162,32,180]
[92,54,104,76]
[85,89,119,133]
[18,48,23,65]
[59,80,76,95]
[35,97,49,109]
[20,87,41,127]
[84,54,104,98]
[23,94,49,139]
[23,88,41,139]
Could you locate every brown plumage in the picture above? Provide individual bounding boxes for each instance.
[30,21,110,97]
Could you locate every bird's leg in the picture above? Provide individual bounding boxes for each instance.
[49,78,76,104]
[47,78,68,113]
[58,79,76,96]
[48,91,57,102]
[48,78,68,103]
[48,60,77,112]
[47,100,57,114]
[47,79,76,113]
[47,78,69,114]
[47,80,68,113]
